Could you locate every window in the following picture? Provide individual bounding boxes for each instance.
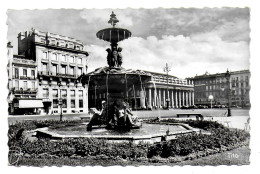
[53,99,58,108]
[79,90,83,97]
[78,58,82,64]
[23,81,28,90]
[78,67,82,75]
[71,100,75,108]
[43,52,48,59]
[70,90,75,97]
[52,53,58,60]
[69,66,74,75]
[70,56,74,63]
[31,82,35,89]
[31,70,35,78]
[61,55,66,62]
[15,80,19,90]
[52,64,58,75]
[23,69,27,77]
[61,65,67,74]
[61,89,67,98]
[62,99,67,108]
[79,99,83,108]
[42,63,47,73]
[15,68,19,78]
[43,89,49,98]
[53,89,58,98]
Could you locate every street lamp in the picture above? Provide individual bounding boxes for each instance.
[164,63,171,109]
[208,95,213,116]
[58,82,63,121]
[225,69,231,117]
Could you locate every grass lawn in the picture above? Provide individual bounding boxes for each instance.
[175,145,250,166]
[16,145,250,166]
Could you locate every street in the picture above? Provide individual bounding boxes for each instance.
[8,108,250,129]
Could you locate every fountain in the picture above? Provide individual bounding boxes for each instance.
[35,12,200,143]
[78,11,152,131]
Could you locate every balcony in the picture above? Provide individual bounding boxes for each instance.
[38,71,77,79]
[20,76,36,80]
[13,88,37,95]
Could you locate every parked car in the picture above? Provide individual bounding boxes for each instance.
[198,105,208,109]
[180,105,189,109]
[213,105,222,108]
[188,105,198,109]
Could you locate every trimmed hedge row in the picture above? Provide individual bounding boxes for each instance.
[8,119,250,165]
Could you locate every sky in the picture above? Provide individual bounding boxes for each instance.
[6,8,250,78]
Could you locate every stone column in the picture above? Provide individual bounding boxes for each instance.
[179,91,182,107]
[192,91,195,105]
[171,90,174,108]
[175,90,178,108]
[169,89,172,108]
[186,91,189,106]
[163,89,165,107]
[140,90,146,108]
[154,88,157,107]
[158,89,161,108]
[182,91,185,106]
[189,91,192,106]
[148,88,152,107]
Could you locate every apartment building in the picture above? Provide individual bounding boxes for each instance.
[8,28,89,115]
[187,70,250,108]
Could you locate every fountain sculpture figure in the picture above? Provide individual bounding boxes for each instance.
[79,12,149,131]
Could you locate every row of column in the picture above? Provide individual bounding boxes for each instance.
[147,88,194,108]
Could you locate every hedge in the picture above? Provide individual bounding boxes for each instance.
[8,119,250,165]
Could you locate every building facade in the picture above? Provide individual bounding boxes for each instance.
[144,71,194,109]
[8,29,89,115]
[87,70,195,110]
[188,70,250,108]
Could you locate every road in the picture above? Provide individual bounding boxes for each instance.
[8,108,250,128]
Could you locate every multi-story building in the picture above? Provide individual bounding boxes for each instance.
[8,28,89,115]
[7,52,39,115]
[144,71,194,109]
[187,70,250,108]
[230,70,250,107]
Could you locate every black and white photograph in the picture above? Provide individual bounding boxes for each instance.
[1,0,260,172]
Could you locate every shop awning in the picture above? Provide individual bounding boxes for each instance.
[19,100,44,108]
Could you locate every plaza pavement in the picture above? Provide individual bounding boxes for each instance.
[8,108,250,130]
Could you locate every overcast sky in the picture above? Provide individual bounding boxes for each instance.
[7,8,250,78]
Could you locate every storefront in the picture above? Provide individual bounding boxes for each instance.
[13,99,44,115]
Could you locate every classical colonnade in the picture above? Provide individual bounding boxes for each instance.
[142,88,194,108]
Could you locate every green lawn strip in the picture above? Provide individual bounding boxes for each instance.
[174,145,250,166]
[16,145,250,166]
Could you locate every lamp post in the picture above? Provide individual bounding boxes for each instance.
[164,63,171,109]
[58,82,63,121]
[225,69,231,117]
[208,95,213,116]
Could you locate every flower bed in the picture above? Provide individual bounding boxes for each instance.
[8,119,250,166]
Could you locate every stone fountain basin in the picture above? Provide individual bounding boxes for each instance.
[36,123,199,144]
